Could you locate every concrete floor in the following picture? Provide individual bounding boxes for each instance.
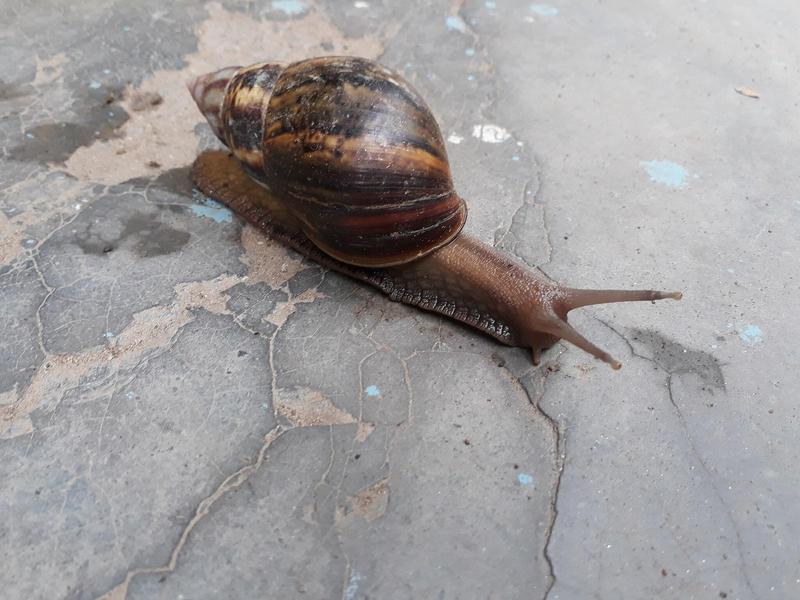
[1,1,798,599]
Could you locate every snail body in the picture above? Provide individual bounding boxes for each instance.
[189,56,681,369]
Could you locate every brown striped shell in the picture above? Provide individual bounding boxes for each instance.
[206,56,467,268]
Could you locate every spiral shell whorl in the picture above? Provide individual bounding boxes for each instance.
[264,57,466,267]
[200,56,467,268]
[219,62,284,175]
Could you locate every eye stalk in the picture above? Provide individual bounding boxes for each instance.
[187,66,240,143]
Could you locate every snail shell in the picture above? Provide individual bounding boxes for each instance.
[192,56,466,267]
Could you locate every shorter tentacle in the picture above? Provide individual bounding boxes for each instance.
[542,316,622,370]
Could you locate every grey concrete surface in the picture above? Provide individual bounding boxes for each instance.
[1,1,797,599]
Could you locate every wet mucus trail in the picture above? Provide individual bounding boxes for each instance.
[76,210,190,258]
[11,86,129,164]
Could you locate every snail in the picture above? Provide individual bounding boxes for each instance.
[187,56,681,369]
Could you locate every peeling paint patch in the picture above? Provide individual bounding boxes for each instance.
[276,387,356,426]
[266,288,321,327]
[270,0,308,16]
[472,124,511,143]
[447,133,464,144]
[0,274,240,440]
[355,421,375,442]
[33,52,69,86]
[738,324,763,346]
[365,384,380,397]
[530,4,559,16]
[348,479,389,522]
[239,225,307,289]
[517,472,535,486]
[64,3,385,185]
[0,212,26,266]
[190,197,233,223]
[446,15,468,33]
[640,160,689,188]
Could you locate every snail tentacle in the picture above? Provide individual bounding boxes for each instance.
[561,288,683,311]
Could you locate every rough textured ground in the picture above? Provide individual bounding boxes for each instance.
[1,1,798,599]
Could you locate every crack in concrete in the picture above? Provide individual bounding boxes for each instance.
[538,409,565,600]
[470,18,563,592]
[494,349,566,600]
[94,425,289,600]
[666,374,756,598]
[494,176,547,267]
[596,318,756,599]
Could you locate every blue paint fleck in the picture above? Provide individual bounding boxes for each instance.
[465,47,476,57]
[125,391,135,400]
[446,15,467,32]
[25,132,35,139]
[512,155,520,161]
[103,69,111,75]
[485,0,497,8]
[517,473,535,486]
[365,385,380,397]
[530,4,559,16]
[89,81,101,89]
[122,25,131,31]
[271,0,308,15]
[467,74,476,81]
[103,331,114,338]
[640,160,689,188]
[738,324,763,346]
[190,198,233,223]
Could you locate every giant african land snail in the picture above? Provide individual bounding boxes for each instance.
[188,56,681,369]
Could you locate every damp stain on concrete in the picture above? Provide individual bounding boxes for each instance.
[75,211,191,257]
[0,79,28,100]
[11,111,129,164]
[629,328,725,390]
